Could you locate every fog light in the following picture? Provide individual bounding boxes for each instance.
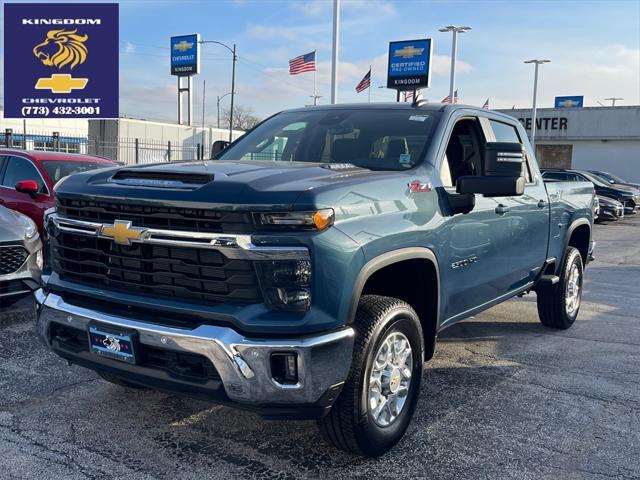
[270,352,298,385]
[255,259,311,311]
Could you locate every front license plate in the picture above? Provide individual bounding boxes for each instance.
[88,323,137,364]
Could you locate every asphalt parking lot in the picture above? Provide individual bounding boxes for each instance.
[1,216,639,480]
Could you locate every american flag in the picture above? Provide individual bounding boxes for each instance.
[289,51,316,75]
[404,90,415,102]
[441,90,459,104]
[355,68,371,93]
[482,98,490,109]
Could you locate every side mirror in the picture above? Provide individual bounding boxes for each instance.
[211,140,230,158]
[457,176,525,197]
[15,180,40,198]
[456,141,526,197]
[483,142,526,177]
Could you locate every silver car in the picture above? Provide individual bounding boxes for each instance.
[0,206,42,307]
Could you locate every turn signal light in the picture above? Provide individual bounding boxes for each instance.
[256,209,334,231]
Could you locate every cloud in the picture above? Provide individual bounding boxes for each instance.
[123,41,136,54]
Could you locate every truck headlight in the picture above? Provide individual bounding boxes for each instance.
[255,259,311,311]
[255,209,334,231]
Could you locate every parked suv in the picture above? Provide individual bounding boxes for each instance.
[0,149,118,236]
[0,205,42,306]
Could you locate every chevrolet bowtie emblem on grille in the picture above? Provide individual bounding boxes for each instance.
[35,74,88,93]
[101,220,146,246]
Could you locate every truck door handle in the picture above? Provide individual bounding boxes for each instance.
[537,199,548,209]
[495,204,510,215]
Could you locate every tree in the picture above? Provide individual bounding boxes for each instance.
[221,105,261,131]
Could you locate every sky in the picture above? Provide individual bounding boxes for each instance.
[1,0,639,125]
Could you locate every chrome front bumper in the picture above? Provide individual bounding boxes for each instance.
[35,290,354,406]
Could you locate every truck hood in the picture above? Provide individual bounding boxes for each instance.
[55,160,386,210]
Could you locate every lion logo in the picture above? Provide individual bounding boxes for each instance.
[33,29,88,70]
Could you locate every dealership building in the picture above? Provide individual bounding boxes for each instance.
[498,106,640,182]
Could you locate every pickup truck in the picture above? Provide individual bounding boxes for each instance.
[35,103,595,457]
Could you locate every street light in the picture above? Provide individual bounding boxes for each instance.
[217,92,234,129]
[199,40,237,142]
[524,59,551,152]
[439,25,471,104]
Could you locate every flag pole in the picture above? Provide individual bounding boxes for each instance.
[313,50,317,106]
[368,66,371,103]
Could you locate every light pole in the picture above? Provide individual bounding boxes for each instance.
[330,0,340,104]
[199,40,237,142]
[439,25,471,104]
[524,59,550,152]
[604,97,623,107]
[216,92,234,129]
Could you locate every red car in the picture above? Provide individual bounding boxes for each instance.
[0,149,118,236]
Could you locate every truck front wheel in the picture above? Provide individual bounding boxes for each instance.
[317,295,424,457]
[537,246,583,329]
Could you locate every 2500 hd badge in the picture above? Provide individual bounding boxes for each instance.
[36,103,595,457]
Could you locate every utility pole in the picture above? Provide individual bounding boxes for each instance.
[524,59,550,152]
[199,40,237,141]
[330,0,340,104]
[439,25,471,104]
[604,97,623,107]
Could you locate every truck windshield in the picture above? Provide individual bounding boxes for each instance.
[218,109,441,171]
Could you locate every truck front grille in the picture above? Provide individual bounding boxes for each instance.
[51,231,262,305]
[0,246,28,275]
[56,197,254,233]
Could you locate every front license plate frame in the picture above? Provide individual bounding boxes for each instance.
[88,323,138,364]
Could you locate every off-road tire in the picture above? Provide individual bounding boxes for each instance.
[537,246,583,329]
[98,371,148,389]
[317,295,424,457]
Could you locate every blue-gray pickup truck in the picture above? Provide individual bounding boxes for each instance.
[36,103,596,456]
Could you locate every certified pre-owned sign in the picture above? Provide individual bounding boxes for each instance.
[3,3,118,119]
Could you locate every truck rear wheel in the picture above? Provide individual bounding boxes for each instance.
[317,295,424,457]
[537,246,583,329]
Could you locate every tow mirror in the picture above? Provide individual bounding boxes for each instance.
[211,140,230,158]
[15,180,40,198]
[457,142,525,197]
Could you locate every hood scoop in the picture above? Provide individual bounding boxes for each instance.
[110,169,214,189]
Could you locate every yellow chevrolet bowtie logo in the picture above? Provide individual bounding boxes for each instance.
[394,46,425,59]
[35,74,88,94]
[173,40,193,52]
[101,220,147,246]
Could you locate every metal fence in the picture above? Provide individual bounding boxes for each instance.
[1,128,214,165]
